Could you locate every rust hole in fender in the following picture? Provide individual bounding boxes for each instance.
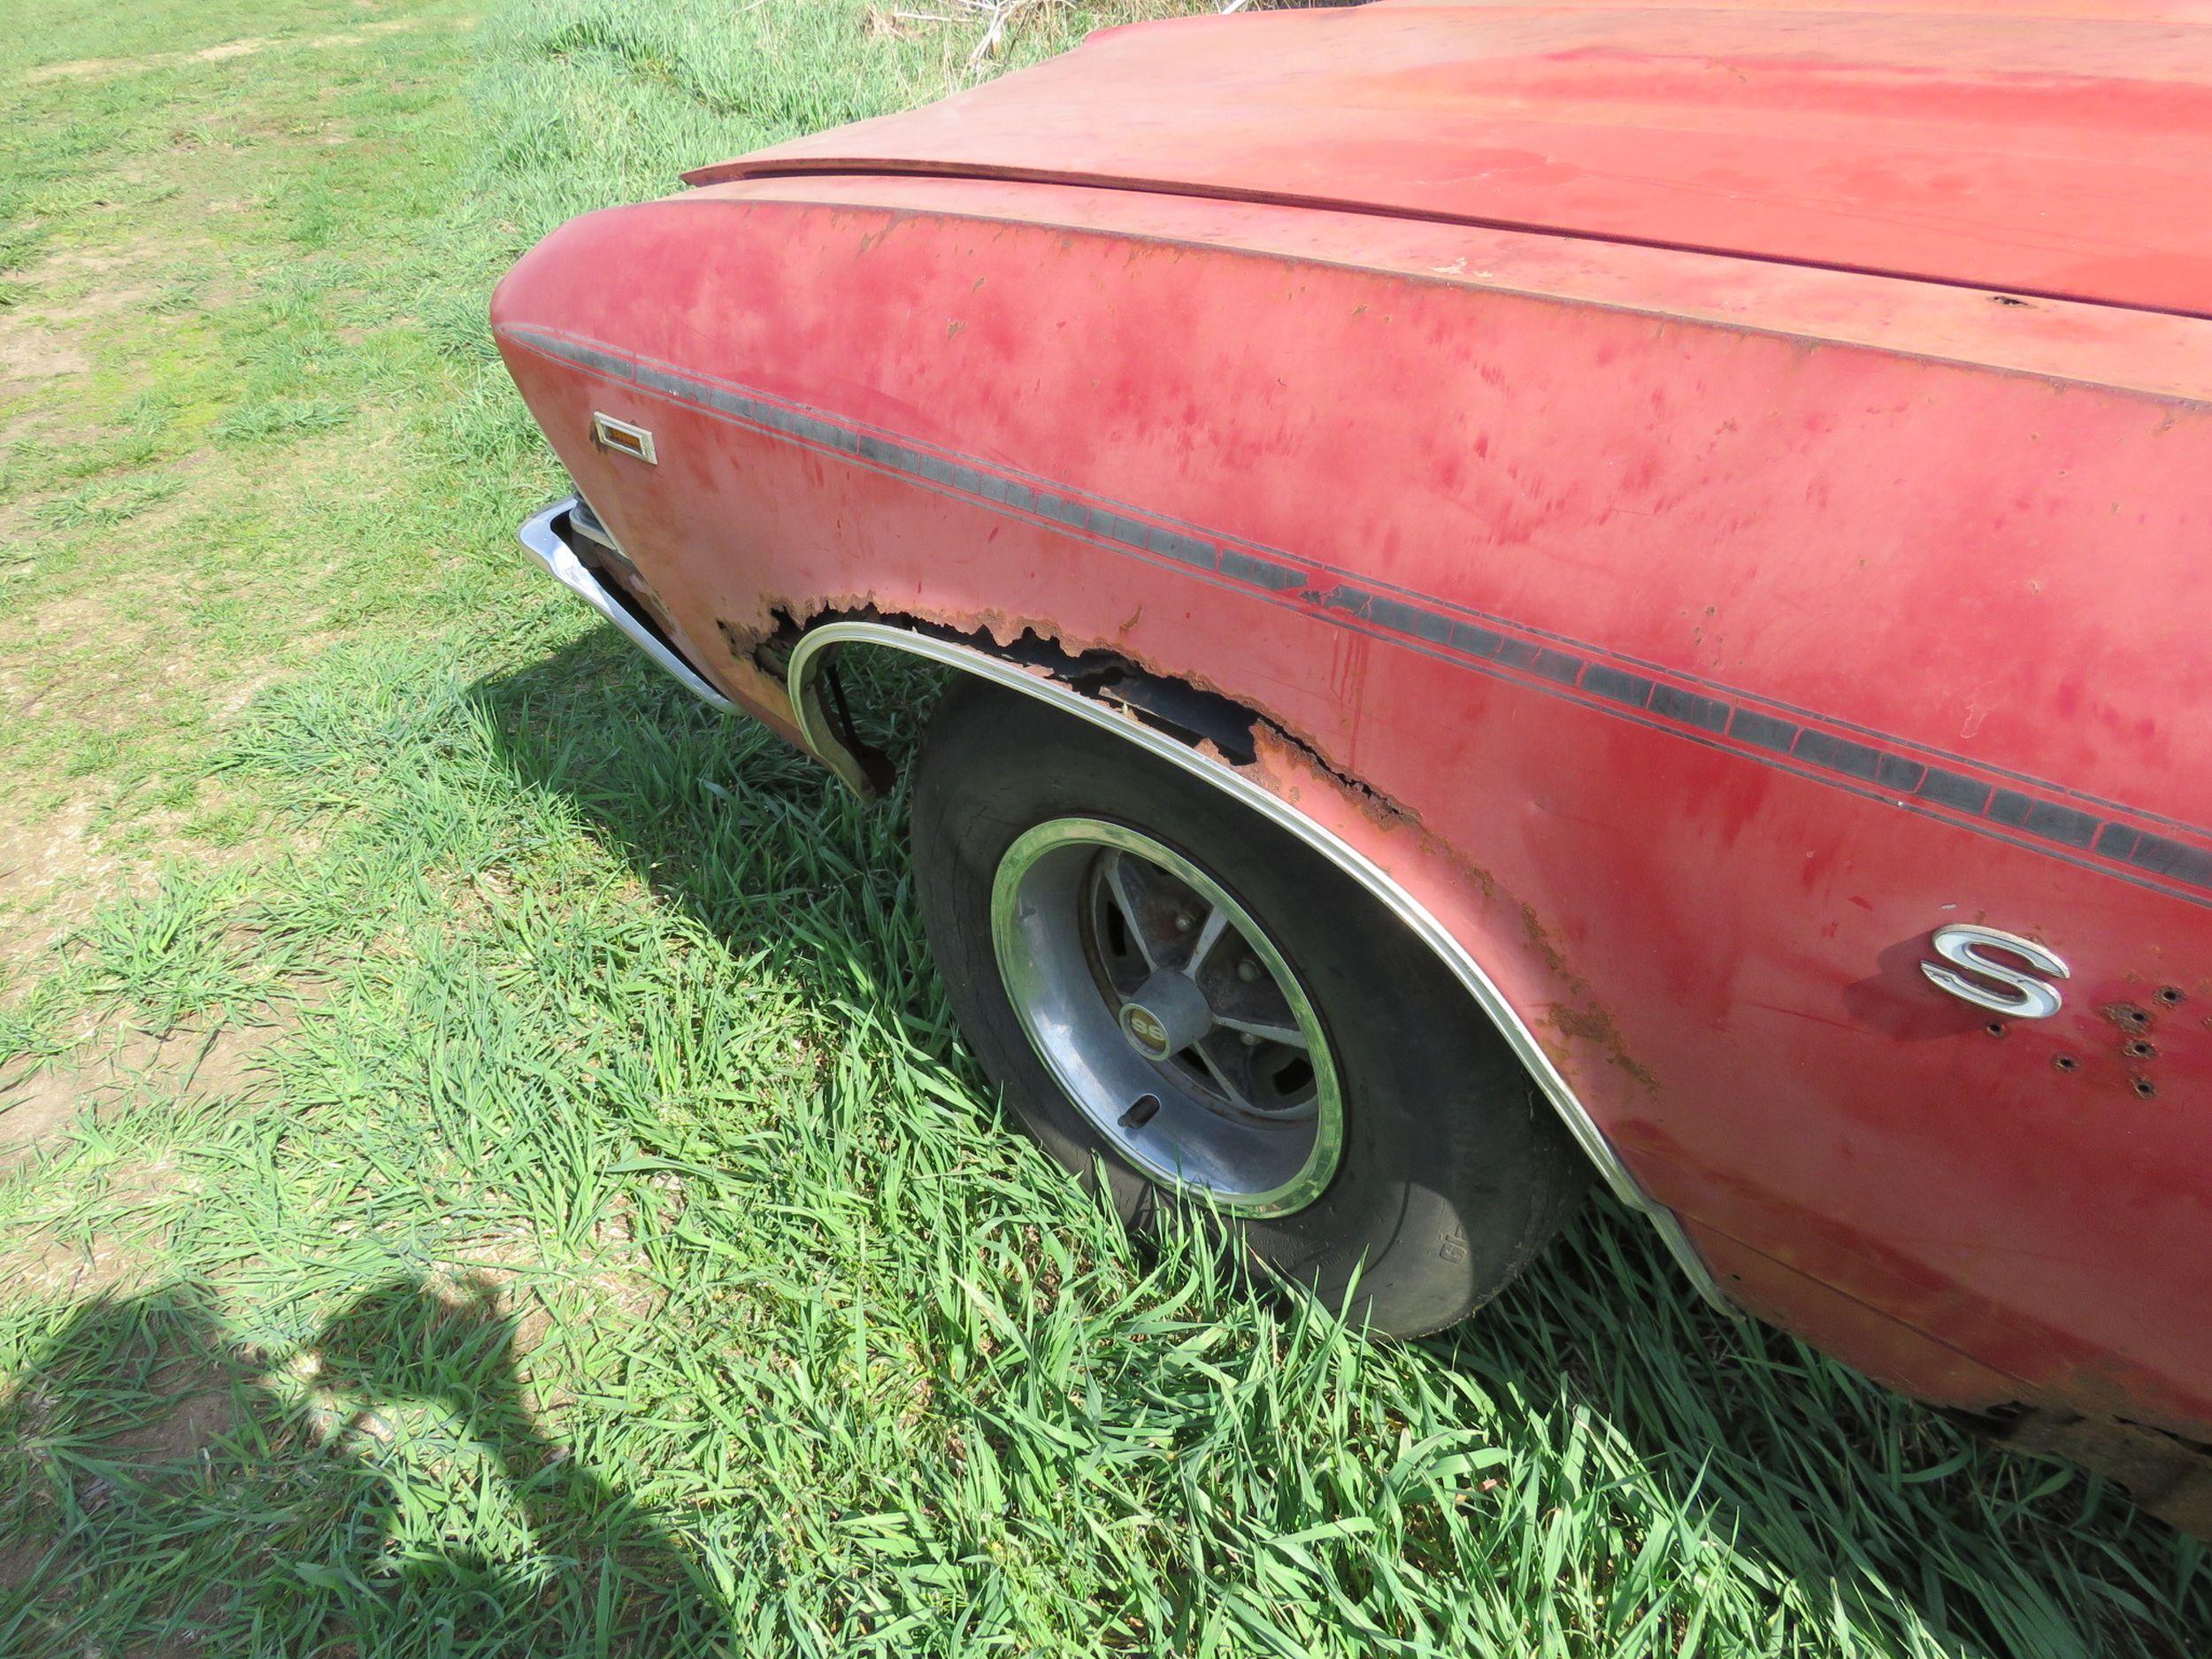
[718,618,770,667]
[2124,1038,2157,1061]
[1955,1403,2212,1539]
[2105,1002,2154,1033]
[771,603,1270,764]
[763,600,1425,825]
[2131,1076,2158,1099]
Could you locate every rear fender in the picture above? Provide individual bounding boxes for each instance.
[780,612,1731,1307]
[509,492,1727,1300]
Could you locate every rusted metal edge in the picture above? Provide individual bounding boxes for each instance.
[783,617,1736,1312]
[1955,1403,2212,1540]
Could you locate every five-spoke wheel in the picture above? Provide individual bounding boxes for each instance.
[992,819,1343,1215]
[914,677,1587,1336]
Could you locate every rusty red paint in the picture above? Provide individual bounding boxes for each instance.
[494,4,2212,1464]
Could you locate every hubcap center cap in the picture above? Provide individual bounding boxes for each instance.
[1118,969,1213,1060]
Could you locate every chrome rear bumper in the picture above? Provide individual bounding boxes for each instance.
[517,496,733,710]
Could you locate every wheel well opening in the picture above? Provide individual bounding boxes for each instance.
[774,610,1734,1310]
[768,606,1263,790]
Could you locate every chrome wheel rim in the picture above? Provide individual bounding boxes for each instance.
[989,818,1344,1216]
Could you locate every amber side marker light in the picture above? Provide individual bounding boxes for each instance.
[592,412,657,465]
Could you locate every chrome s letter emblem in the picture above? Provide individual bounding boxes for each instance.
[1921,925,2069,1020]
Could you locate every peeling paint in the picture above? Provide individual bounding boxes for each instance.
[1521,902,1661,1094]
[1244,719,1415,832]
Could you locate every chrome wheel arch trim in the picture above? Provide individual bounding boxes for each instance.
[784,618,1732,1310]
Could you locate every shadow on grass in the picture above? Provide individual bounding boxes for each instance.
[0,1275,717,1655]
[450,638,2208,1655]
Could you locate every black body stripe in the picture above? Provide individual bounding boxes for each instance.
[507,325,2212,906]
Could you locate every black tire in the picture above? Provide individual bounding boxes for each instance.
[910,677,1587,1336]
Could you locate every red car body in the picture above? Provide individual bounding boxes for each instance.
[494,1,2212,1517]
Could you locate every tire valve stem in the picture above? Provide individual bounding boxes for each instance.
[1120,1094,1162,1130]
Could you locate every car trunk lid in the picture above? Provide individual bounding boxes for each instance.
[683,1,2212,320]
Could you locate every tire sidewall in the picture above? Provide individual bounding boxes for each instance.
[912,680,1578,1332]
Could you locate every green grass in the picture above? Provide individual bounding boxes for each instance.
[1,1,2208,1654]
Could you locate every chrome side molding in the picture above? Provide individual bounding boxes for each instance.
[784,618,1732,1311]
[517,497,733,710]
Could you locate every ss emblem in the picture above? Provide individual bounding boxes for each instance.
[1921,925,2070,1020]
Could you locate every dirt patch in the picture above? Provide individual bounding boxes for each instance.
[0,1016,273,1303]
[0,1069,81,1156]
[6,242,210,334]
[0,405,54,457]
[108,1351,242,1458]
[0,1195,163,1302]
[15,250,168,326]
[196,39,276,65]
[0,323,88,385]
[0,451,216,709]
[0,796,119,966]
[0,242,190,403]
[13,579,166,689]
[23,18,448,84]
[0,1017,288,1163]
[121,1018,288,1102]
[0,1534,53,1595]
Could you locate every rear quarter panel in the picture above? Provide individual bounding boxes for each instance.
[493,180,2212,1434]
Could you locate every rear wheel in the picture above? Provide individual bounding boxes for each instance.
[911,678,1586,1336]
